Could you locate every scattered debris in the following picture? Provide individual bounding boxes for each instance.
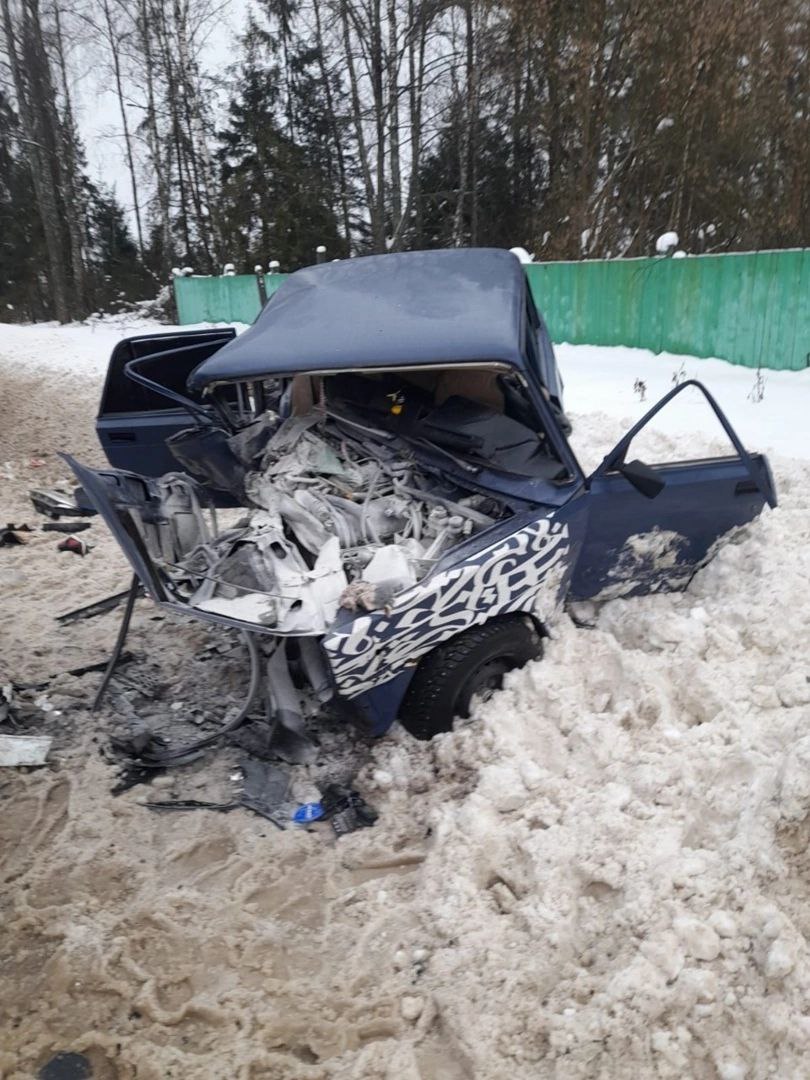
[57,535,92,556]
[239,759,292,826]
[30,488,96,520]
[56,586,142,625]
[230,707,317,767]
[291,801,325,825]
[65,653,134,678]
[1,522,32,546]
[147,759,293,828]
[0,733,52,766]
[0,682,50,726]
[320,783,378,836]
[147,798,238,813]
[37,1051,92,1080]
[633,378,647,402]
[110,729,203,769]
[42,520,91,534]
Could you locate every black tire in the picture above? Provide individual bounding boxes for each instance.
[398,615,542,740]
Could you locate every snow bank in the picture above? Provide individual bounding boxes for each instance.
[0,315,246,379]
[358,451,810,1077]
[557,343,810,465]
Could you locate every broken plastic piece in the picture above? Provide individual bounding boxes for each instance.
[1,523,31,546]
[0,733,52,766]
[240,758,292,825]
[30,488,96,520]
[42,521,91,534]
[320,783,378,836]
[57,535,91,556]
[291,801,325,825]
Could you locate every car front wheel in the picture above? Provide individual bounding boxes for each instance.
[398,615,542,740]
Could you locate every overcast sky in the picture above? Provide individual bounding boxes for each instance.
[74,0,249,230]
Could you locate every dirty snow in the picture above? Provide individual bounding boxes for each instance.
[2,318,810,1078]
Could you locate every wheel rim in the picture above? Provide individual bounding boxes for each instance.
[456,657,511,718]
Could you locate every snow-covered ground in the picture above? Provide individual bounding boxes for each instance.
[2,318,810,1078]
[0,315,246,380]
[557,343,810,469]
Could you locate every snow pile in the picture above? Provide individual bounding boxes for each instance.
[656,231,679,254]
[357,453,810,1077]
[556,343,810,465]
[0,315,245,380]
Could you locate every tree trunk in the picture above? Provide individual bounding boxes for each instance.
[1,0,71,320]
[313,0,353,248]
[53,0,88,312]
[103,0,145,257]
[339,0,383,250]
[387,0,402,246]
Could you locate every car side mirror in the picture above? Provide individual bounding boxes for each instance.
[616,458,665,498]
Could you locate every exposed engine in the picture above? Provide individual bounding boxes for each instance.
[166,411,512,633]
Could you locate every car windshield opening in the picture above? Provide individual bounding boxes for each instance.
[301,368,568,480]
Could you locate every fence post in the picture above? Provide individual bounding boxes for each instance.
[255,264,267,306]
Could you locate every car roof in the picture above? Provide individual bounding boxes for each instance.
[187,248,529,391]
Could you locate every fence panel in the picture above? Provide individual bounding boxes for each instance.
[525,249,810,370]
[174,274,264,325]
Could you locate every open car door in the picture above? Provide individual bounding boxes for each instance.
[569,380,777,601]
[96,328,235,478]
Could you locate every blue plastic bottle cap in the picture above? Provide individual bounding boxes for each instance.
[292,802,324,824]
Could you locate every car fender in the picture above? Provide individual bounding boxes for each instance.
[323,501,588,706]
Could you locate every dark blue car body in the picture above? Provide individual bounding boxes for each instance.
[74,249,776,736]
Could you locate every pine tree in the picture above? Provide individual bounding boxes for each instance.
[217,13,345,269]
[0,91,48,321]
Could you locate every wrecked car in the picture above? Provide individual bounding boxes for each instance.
[68,248,776,743]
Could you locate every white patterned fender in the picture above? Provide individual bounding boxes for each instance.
[322,516,572,698]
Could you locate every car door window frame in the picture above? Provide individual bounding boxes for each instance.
[593,379,774,506]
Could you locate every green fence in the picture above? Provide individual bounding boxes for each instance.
[174,274,261,324]
[174,273,288,325]
[525,249,809,371]
[172,250,810,371]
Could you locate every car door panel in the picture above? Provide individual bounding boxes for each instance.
[570,455,771,600]
[96,329,235,477]
[568,381,776,601]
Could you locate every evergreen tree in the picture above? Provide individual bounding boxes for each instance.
[0,91,48,321]
[217,12,346,270]
[85,183,155,311]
